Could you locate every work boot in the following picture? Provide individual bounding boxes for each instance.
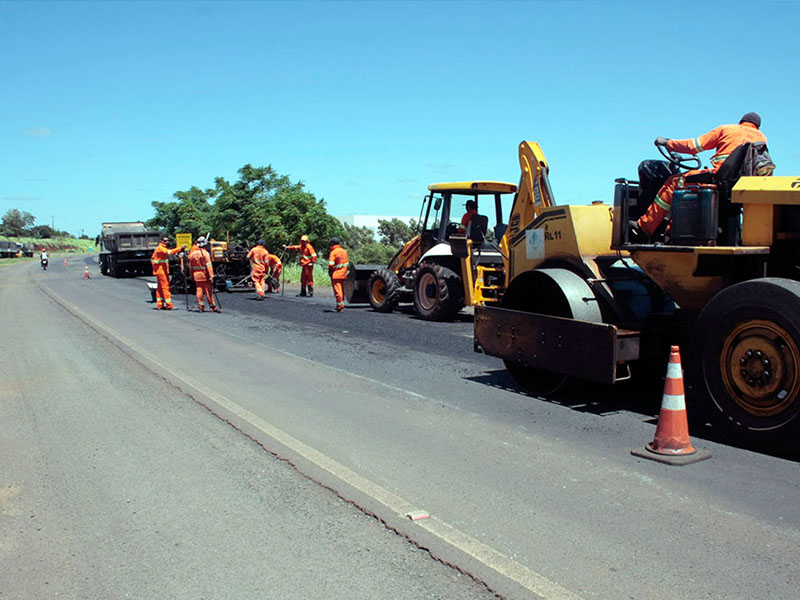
[211,305,219,313]
[307,285,313,297]
[628,220,649,243]
[199,306,205,312]
[297,286,307,297]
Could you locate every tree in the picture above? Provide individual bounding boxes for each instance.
[340,223,396,264]
[29,225,56,239]
[148,163,354,261]
[148,186,215,238]
[210,164,342,253]
[1,209,35,236]
[377,218,417,248]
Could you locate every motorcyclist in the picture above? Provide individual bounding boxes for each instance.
[40,249,49,270]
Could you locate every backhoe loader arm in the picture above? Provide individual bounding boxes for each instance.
[501,141,556,257]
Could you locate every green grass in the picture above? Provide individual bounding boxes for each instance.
[0,236,98,254]
[280,263,331,288]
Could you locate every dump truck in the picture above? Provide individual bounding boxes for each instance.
[98,221,162,277]
[0,240,21,258]
[346,181,517,320]
[473,140,800,454]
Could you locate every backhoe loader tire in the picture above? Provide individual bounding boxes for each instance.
[686,278,800,455]
[413,262,464,321]
[368,269,401,313]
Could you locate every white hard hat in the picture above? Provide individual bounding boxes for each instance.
[197,236,207,247]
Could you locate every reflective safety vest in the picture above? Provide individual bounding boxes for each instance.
[666,122,767,171]
[328,245,349,280]
[151,243,180,275]
[247,246,269,274]
[288,241,317,266]
[188,248,214,282]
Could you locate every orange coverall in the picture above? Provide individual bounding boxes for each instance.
[638,122,768,236]
[266,253,283,293]
[460,208,478,229]
[188,247,216,311]
[151,242,182,309]
[286,240,317,295]
[247,245,269,297]
[328,244,349,312]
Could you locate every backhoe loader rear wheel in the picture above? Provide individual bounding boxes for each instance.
[686,279,800,455]
[413,262,464,321]
[368,269,401,313]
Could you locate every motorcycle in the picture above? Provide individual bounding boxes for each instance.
[40,257,48,270]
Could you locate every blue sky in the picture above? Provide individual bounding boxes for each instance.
[2,0,799,237]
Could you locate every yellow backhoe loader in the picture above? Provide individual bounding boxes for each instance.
[346,181,517,320]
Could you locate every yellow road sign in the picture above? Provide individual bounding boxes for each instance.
[176,233,192,249]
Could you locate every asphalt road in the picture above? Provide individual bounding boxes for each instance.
[0,260,493,600]
[3,255,800,600]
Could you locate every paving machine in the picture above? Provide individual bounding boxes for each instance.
[474,140,800,453]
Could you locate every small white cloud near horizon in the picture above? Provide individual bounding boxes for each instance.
[22,127,53,137]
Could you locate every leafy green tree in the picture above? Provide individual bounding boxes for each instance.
[340,222,375,250]
[1,209,35,236]
[377,218,417,247]
[340,223,396,264]
[211,164,342,253]
[148,186,215,238]
[29,225,55,238]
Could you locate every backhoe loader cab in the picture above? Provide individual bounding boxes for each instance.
[474,140,800,454]
[346,181,516,321]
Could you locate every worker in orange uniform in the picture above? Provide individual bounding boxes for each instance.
[266,251,283,293]
[247,239,269,300]
[328,237,349,312]
[460,200,479,230]
[635,112,768,237]
[283,235,317,297]
[188,236,218,312]
[151,235,186,310]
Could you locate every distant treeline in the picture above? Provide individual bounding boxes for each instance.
[1,208,79,239]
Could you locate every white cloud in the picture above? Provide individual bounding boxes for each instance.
[22,127,53,137]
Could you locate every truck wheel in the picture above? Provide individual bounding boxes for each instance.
[100,258,108,276]
[368,269,401,313]
[686,278,800,455]
[500,268,602,397]
[413,262,464,321]
[108,256,117,277]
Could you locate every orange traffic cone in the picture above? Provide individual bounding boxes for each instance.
[63,257,68,266]
[83,265,91,279]
[631,346,711,465]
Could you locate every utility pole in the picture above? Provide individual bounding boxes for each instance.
[51,216,55,230]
